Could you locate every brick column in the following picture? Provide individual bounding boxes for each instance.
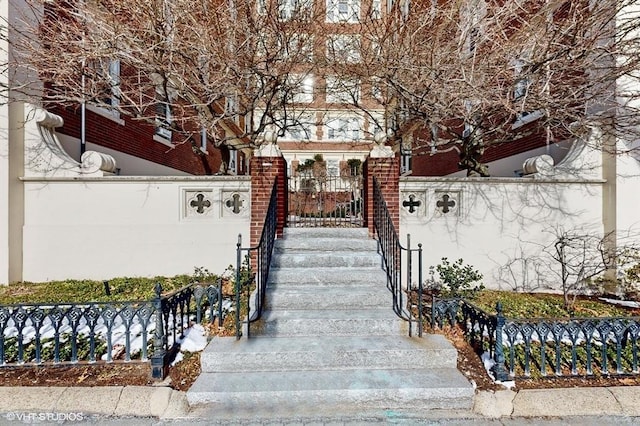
[363,133,400,237]
[364,157,400,236]
[249,137,287,254]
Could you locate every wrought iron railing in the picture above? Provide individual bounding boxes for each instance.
[151,280,222,378]
[0,281,223,380]
[288,173,363,227]
[235,180,278,338]
[431,297,640,381]
[372,177,423,337]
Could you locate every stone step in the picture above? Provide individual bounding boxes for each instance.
[187,367,474,411]
[274,237,378,252]
[200,335,458,372]
[268,267,387,286]
[281,227,371,239]
[265,286,389,310]
[271,252,382,268]
[251,309,403,337]
[186,226,475,418]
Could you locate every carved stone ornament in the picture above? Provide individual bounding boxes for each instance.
[223,192,248,216]
[24,104,117,177]
[185,191,214,218]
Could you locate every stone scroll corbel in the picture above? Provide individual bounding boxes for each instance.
[522,154,554,177]
[24,104,117,177]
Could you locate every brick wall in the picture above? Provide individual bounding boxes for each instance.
[52,105,223,175]
[411,132,550,176]
[364,157,400,236]
[249,156,287,255]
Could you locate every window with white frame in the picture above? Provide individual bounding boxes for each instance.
[326,114,362,141]
[511,55,544,128]
[461,0,486,56]
[326,76,360,103]
[370,0,381,18]
[228,148,238,174]
[282,112,316,140]
[287,74,314,103]
[278,33,314,61]
[326,0,360,22]
[88,59,121,121]
[400,141,412,174]
[370,77,384,102]
[225,94,238,115]
[257,0,267,14]
[367,112,384,137]
[244,112,252,135]
[200,127,207,151]
[327,159,340,176]
[326,34,361,63]
[279,0,313,20]
[513,58,528,101]
[155,98,172,140]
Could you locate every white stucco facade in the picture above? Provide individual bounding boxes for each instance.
[400,134,640,292]
[0,104,250,283]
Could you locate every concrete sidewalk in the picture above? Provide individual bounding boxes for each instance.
[0,385,639,423]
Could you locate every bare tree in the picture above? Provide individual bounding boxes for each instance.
[4,0,640,176]
[352,0,640,175]
[544,228,640,310]
[7,0,329,169]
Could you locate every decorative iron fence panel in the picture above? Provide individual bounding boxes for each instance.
[430,297,640,381]
[287,173,363,227]
[0,281,223,378]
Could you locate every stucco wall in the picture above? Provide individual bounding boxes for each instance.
[21,176,250,282]
[400,176,605,292]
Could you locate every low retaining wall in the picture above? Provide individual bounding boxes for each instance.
[22,176,250,282]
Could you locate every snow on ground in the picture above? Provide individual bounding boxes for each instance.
[171,324,209,366]
[599,297,640,309]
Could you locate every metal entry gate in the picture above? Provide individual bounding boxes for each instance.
[287,173,363,227]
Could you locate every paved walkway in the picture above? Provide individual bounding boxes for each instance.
[0,385,639,424]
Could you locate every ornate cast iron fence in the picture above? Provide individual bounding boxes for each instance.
[0,281,222,380]
[151,280,222,378]
[235,180,278,339]
[288,172,363,227]
[372,177,423,337]
[431,297,640,381]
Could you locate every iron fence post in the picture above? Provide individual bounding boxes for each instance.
[217,278,223,328]
[431,294,436,329]
[236,234,242,340]
[151,282,167,380]
[492,301,508,382]
[418,243,423,337]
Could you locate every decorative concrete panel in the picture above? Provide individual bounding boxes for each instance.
[400,191,427,217]
[433,190,461,218]
[221,190,249,217]
[183,189,215,219]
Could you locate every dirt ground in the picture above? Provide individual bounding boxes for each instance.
[2,333,640,392]
[0,352,200,392]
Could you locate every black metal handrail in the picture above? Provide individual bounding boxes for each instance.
[372,177,423,337]
[235,180,278,339]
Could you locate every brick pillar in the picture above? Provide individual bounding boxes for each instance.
[364,156,399,237]
[249,142,287,254]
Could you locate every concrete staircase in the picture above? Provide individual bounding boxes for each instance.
[187,228,474,421]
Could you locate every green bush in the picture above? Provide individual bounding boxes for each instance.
[428,257,484,298]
